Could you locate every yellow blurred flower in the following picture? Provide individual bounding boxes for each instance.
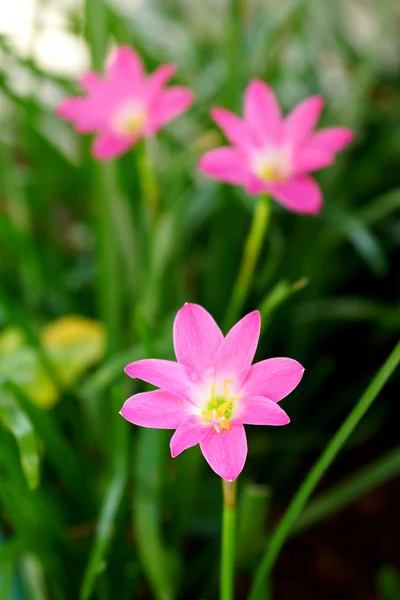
[0,316,106,409]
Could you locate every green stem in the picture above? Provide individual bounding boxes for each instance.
[220,479,237,600]
[224,195,270,330]
[138,140,160,223]
[249,339,400,600]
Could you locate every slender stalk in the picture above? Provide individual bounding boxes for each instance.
[249,340,400,600]
[224,195,270,330]
[137,140,160,223]
[220,479,237,600]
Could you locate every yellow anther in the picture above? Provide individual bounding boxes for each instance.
[211,383,216,406]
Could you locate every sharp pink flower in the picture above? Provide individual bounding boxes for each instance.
[121,303,304,480]
[198,80,354,214]
[56,46,194,161]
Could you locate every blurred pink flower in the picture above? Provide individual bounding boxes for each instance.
[198,80,354,214]
[57,46,194,161]
[121,303,304,480]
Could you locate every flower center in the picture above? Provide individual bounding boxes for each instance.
[202,380,239,433]
[112,103,147,136]
[251,149,290,183]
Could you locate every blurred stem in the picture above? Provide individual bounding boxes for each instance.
[85,0,122,354]
[249,340,400,600]
[224,195,270,330]
[220,479,237,600]
[138,140,160,223]
[225,0,244,105]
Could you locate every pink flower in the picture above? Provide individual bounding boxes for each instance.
[57,46,194,161]
[120,304,304,480]
[198,80,354,214]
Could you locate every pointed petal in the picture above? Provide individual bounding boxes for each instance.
[215,311,261,383]
[125,359,193,399]
[311,127,354,154]
[244,80,283,144]
[198,147,250,186]
[200,425,247,480]
[147,86,193,133]
[235,395,290,425]
[107,45,145,92]
[79,71,103,95]
[173,303,224,375]
[145,64,176,102]
[170,415,211,457]
[57,97,104,132]
[120,390,190,429]
[92,132,136,161]
[243,357,304,401]
[211,107,256,152]
[268,176,322,214]
[284,96,324,146]
[293,145,334,176]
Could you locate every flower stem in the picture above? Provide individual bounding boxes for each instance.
[220,478,237,600]
[248,339,400,600]
[138,140,160,223]
[224,195,270,331]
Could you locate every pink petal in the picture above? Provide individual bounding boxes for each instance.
[244,80,283,144]
[145,64,176,102]
[125,359,193,399]
[311,127,354,154]
[243,357,304,401]
[215,311,261,383]
[92,132,136,161]
[107,46,145,94]
[200,425,247,480]
[198,147,250,186]
[284,96,324,146]
[292,145,334,176]
[120,390,190,429]
[173,303,224,375]
[211,107,256,152]
[170,415,211,457]
[57,97,104,133]
[246,175,270,195]
[147,86,194,134]
[79,71,103,95]
[235,395,290,425]
[268,176,322,214]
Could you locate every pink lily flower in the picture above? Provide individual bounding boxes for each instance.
[198,80,354,214]
[120,304,304,480]
[57,46,194,161]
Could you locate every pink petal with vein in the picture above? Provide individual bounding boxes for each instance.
[79,71,103,95]
[268,176,322,214]
[312,127,354,154]
[107,46,145,96]
[147,86,194,134]
[211,107,256,152]
[120,390,190,428]
[215,311,261,383]
[92,132,136,161]
[170,415,211,457]
[173,303,223,375]
[125,358,193,399]
[243,357,304,401]
[57,98,104,133]
[285,96,324,146]
[198,147,250,186]
[293,146,334,176]
[145,64,175,102]
[200,425,247,480]
[235,395,290,425]
[244,80,282,144]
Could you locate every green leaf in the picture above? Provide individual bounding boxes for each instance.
[0,385,40,489]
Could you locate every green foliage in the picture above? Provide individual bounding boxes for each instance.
[0,0,400,598]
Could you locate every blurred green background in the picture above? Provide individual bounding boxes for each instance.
[1,0,400,599]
